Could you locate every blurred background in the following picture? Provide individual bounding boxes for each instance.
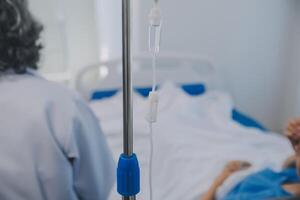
[28,0,300,132]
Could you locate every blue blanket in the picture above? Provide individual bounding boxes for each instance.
[223,168,299,200]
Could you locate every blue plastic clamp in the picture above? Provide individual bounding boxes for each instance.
[117,153,140,197]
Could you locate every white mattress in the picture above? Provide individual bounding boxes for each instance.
[89,82,293,200]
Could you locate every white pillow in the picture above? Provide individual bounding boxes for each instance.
[89,90,146,120]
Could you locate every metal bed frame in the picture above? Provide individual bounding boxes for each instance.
[74,52,215,100]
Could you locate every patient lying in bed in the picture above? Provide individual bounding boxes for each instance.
[90,82,295,200]
[202,119,300,200]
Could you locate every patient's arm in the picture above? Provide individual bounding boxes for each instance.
[201,172,230,200]
[201,161,251,200]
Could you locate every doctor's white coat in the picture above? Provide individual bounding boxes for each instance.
[0,72,115,200]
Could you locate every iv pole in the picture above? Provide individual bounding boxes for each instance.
[117,0,140,199]
[122,0,133,158]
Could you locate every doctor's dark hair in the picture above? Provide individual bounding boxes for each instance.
[0,0,43,74]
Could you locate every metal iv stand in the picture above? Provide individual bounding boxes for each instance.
[117,0,140,200]
[122,0,133,158]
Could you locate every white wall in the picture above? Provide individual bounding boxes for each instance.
[28,0,68,73]
[95,0,121,60]
[28,0,99,81]
[137,0,296,131]
[95,0,140,60]
[292,1,300,116]
[282,1,300,123]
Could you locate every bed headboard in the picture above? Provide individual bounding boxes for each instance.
[74,52,215,100]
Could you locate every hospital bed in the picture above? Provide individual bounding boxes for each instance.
[74,52,292,200]
[75,52,265,130]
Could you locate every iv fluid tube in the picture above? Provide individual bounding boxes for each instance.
[148,2,161,200]
[148,25,160,200]
[149,25,161,55]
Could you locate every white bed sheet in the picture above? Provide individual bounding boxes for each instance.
[89,82,293,200]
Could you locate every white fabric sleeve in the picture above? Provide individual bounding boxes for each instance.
[66,98,115,200]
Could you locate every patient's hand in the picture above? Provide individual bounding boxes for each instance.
[285,119,300,176]
[285,118,300,154]
[214,161,251,186]
[201,161,251,200]
[283,155,297,169]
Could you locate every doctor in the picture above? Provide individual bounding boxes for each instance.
[0,0,114,199]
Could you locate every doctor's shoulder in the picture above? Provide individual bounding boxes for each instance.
[24,74,103,148]
[22,73,86,108]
